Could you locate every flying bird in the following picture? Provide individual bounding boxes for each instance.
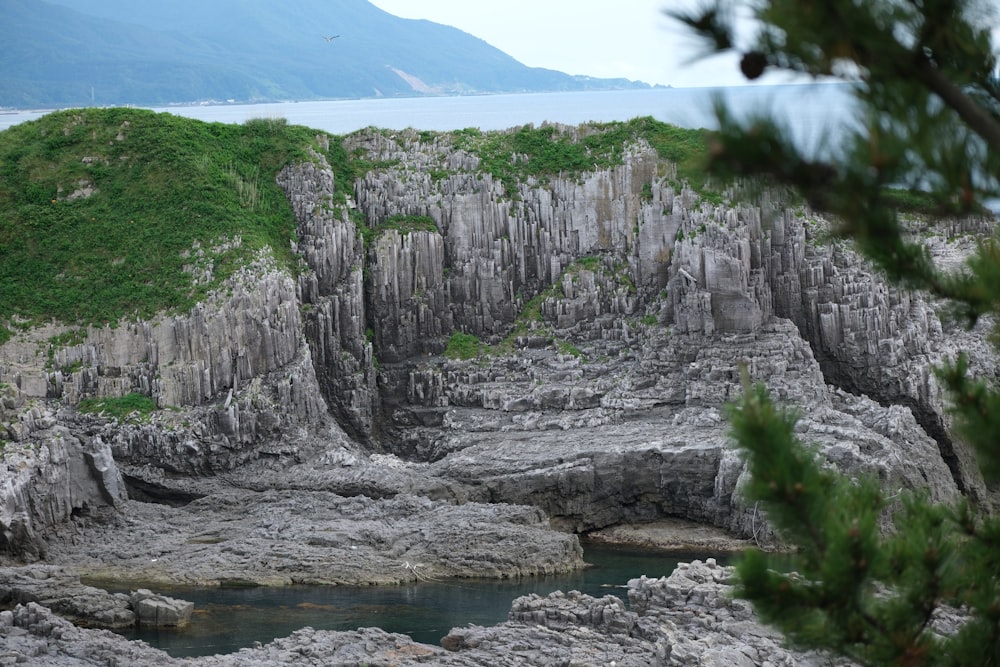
[322,35,340,42]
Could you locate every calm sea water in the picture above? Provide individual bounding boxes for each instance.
[0,85,854,148]
[105,545,729,658]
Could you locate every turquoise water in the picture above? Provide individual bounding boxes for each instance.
[110,544,729,658]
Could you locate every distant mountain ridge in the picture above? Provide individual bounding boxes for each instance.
[0,0,654,108]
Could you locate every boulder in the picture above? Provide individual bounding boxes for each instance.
[130,589,194,627]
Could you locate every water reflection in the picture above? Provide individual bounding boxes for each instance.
[109,545,728,657]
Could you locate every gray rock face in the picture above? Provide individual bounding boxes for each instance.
[350,128,676,344]
[0,248,342,553]
[626,560,855,666]
[0,252,335,475]
[0,603,175,667]
[335,128,985,535]
[1,252,304,409]
[0,120,992,665]
[0,404,128,559]
[278,155,379,441]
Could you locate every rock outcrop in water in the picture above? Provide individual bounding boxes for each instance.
[0,560,864,666]
[0,119,994,662]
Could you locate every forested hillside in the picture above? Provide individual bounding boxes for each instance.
[0,0,651,108]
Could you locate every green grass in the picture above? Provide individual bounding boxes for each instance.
[556,339,583,358]
[0,108,333,331]
[444,331,483,360]
[77,392,158,421]
[450,117,712,199]
[573,255,602,271]
[881,187,950,215]
[360,214,438,246]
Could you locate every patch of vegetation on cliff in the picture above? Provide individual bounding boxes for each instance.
[559,254,636,296]
[449,117,716,200]
[44,329,88,370]
[77,392,158,422]
[880,186,986,216]
[360,214,439,246]
[444,332,484,360]
[0,108,325,333]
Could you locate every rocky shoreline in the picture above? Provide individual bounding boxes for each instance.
[0,559,860,666]
[1,120,995,664]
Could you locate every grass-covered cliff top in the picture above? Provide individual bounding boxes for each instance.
[0,108,326,337]
[449,117,707,183]
[0,108,712,342]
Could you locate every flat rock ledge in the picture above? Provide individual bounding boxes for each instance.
[585,518,759,553]
[0,565,193,631]
[0,560,858,667]
[36,487,584,588]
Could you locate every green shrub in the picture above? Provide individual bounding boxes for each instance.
[556,339,583,358]
[641,182,654,202]
[242,116,288,135]
[444,332,483,360]
[77,392,157,421]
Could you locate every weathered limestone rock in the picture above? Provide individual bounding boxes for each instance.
[0,251,334,476]
[660,195,997,506]
[277,154,379,440]
[351,127,678,344]
[0,603,176,667]
[368,229,452,361]
[0,409,128,559]
[0,565,135,628]
[506,589,637,635]
[0,253,303,410]
[90,342,338,475]
[627,560,855,666]
[331,125,982,545]
[130,589,193,627]
[39,484,585,587]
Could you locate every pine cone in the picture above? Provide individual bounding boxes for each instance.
[740,52,767,80]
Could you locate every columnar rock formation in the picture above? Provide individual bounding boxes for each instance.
[0,120,991,565]
[277,154,379,440]
[333,126,978,532]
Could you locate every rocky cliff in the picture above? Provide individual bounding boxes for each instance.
[332,125,980,535]
[0,119,992,566]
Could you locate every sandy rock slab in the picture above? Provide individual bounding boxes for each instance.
[586,517,755,553]
[37,488,584,587]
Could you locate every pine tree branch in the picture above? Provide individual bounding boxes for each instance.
[911,54,1000,156]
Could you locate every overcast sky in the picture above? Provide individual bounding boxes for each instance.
[367,1,759,88]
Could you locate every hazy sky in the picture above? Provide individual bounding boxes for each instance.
[367,1,756,88]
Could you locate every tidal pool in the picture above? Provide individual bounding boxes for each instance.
[109,544,728,657]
